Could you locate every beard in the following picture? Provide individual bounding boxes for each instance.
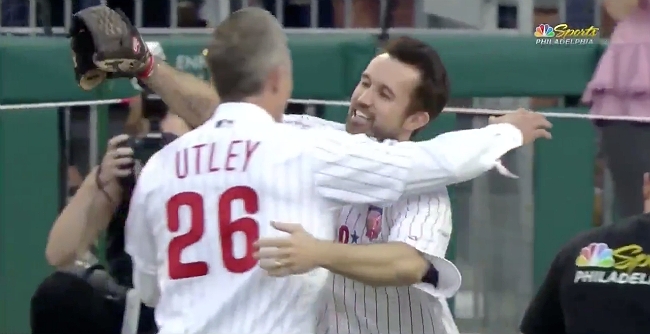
[345,109,403,141]
[368,124,400,142]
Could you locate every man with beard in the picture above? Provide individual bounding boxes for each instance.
[73,9,549,332]
[142,35,531,334]
[254,36,464,334]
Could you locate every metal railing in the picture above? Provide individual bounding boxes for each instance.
[0,0,533,36]
[0,0,400,33]
[0,0,606,34]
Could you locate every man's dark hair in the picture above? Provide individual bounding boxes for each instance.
[383,36,450,122]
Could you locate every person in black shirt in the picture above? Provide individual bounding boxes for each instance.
[520,173,650,334]
[32,95,189,334]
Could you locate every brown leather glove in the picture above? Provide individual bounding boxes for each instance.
[69,5,153,90]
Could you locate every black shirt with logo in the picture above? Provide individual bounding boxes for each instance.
[520,213,650,334]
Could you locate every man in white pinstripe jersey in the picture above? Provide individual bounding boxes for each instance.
[254,36,531,334]
[122,10,552,334]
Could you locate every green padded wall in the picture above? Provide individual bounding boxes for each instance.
[533,108,597,287]
[0,35,602,104]
[0,108,59,333]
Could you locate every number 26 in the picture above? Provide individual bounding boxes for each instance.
[166,186,260,279]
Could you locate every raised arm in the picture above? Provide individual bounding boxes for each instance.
[45,167,120,267]
[141,61,220,128]
[45,135,133,267]
[142,59,348,131]
[312,110,550,205]
[142,60,346,131]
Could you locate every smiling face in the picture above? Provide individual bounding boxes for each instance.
[345,54,430,141]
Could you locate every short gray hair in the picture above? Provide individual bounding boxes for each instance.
[205,8,289,102]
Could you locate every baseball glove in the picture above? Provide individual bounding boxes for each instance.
[69,5,153,91]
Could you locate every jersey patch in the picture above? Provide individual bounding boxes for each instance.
[365,205,383,240]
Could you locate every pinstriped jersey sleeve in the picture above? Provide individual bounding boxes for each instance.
[401,123,522,194]
[386,191,452,258]
[282,114,346,130]
[310,123,522,205]
[387,191,460,299]
[310,130,411,205]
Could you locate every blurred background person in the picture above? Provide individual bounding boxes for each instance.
[177,0,207,27]
[261,0,334,27]
[33,91,190,334]
[582,0,650,218]
[520,173,650,334]
[1,0,28,26]
[31,38,190,334]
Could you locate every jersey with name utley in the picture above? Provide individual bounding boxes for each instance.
[125,103,472,334]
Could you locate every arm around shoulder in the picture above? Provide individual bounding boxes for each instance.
[310,123,522,205]
[282,114,346,130]
[310,129,411,205]
[402,123,523,194]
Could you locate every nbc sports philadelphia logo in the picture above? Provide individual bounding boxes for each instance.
[574,243,650,285]
[534,23,599,45]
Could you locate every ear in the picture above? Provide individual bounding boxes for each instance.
[403,111,430,132]
[267,66,281,94]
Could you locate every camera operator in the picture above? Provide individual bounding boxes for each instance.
[32,67,191,333]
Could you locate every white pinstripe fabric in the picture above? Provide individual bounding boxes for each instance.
[280,114,521,334]
[315,191,458,334]
[280,114,526,334]
[126,105,492,334]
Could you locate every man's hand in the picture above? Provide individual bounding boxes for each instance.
[489,109,552,144]
[643,173,650,213]
[253,222,325,277]
[97,134,134,187]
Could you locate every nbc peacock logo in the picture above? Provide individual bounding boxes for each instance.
[534,24,555,38]
[575,243,615,268]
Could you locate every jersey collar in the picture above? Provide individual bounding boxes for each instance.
[212,102,276,124]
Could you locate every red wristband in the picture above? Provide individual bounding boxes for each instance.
[137,56,155,80]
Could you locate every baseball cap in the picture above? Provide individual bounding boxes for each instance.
[415,256,462,299]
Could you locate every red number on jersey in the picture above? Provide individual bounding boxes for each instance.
[166,186,260,279]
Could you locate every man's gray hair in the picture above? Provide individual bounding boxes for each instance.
[205,8,289,102]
